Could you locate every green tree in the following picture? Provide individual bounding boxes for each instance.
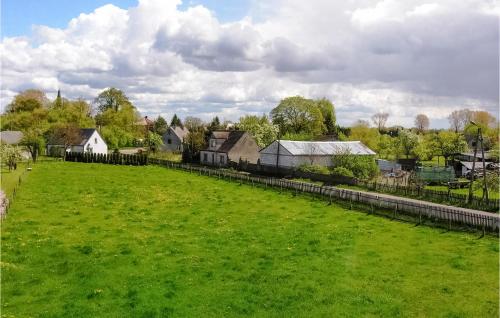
[170,114,183,128]
[270,96,324,136]
[145,132,164,152]
[207,116,221,131]
[21,128,45,162]
[348,124,380,152]
[237,115,278,148]
[434,131,467,164]
[154,116,168,135]
[398,130,419,158]
[94,88,133,113]
[377,134,394,159]
[0,144,23,170]
[6,89,48,113]
[316,98,336,134]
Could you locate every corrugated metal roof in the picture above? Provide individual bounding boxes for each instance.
[0,131,23,144]
[277,140,376,156]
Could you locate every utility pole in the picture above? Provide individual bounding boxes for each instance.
[478,128,489,200]
[275,137,281,174]
[467,127,479,203]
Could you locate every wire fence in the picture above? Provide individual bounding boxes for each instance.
[355,181,499,212]
[148,158,500,233]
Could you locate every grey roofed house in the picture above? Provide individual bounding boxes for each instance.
[200,130,260,166]
[259,140,376,168]
[0,131,24,145]
[162,126,189,152]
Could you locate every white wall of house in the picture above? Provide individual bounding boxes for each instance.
[200,151,227,166]
[83,130,108,154]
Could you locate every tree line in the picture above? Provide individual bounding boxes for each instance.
[1,88,498,172]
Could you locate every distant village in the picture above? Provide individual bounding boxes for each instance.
[1,88,499,192]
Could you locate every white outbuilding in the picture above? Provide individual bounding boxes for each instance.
[259,140,376,169]
[47,128,108,155]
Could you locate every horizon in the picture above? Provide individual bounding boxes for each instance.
[1,0,499,128]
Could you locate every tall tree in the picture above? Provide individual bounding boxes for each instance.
[170,114,183,128]
[270,96,324,136]
[237,115,279,148]
[154,115,168,135]
[397,130,419,158]
[434,131,467,163]
[448,109,472,132]
[184,116,204,131]
[316,98,336,134]
[21,128,45,162]
[371,112,389,132]
[94,88,133,113]
[414,114,430,133]
[207,116,221,131]
[6,89,48,113]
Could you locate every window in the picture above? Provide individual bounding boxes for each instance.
[203,153,208,162]
[220,155,224,164]
[211,140,216,147]
[212,153,215,162]
[167,139,172,144]
[94,138,98,144]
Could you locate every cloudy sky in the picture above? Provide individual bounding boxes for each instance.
[1,0,498,127]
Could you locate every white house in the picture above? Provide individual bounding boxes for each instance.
[47,128,108,155]
[259,140,376,169]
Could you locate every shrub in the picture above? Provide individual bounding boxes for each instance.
[298,164,330,175]
[332,149,379,180]
[331,166,354,178]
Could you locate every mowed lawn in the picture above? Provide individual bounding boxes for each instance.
[1,163,498,317]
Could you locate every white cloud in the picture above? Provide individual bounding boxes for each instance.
[0,0,498,128]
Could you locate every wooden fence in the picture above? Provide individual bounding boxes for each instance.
[64,152,148,165]
[1,166,30,219]
[149,158,500,233]
[356,181,500,212]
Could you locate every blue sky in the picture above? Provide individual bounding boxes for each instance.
[1,0,250,38]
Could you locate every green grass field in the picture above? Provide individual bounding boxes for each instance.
[425,184,500,200]
[2,162,498,317]
[1,161,29,196]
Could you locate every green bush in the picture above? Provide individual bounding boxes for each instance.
[332,152,379,180]
[298,164,330,175]
[331,167,354,178]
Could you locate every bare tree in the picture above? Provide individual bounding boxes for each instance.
[306,143,320,165]
[448,109,472,132]
[371,112,389,132]
[352,119,370,127]
[414,114,430,132]
[49,125,82,156]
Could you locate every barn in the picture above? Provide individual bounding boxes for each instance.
[259,140,376,169]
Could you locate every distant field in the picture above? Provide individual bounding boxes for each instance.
[2,162,498,317]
